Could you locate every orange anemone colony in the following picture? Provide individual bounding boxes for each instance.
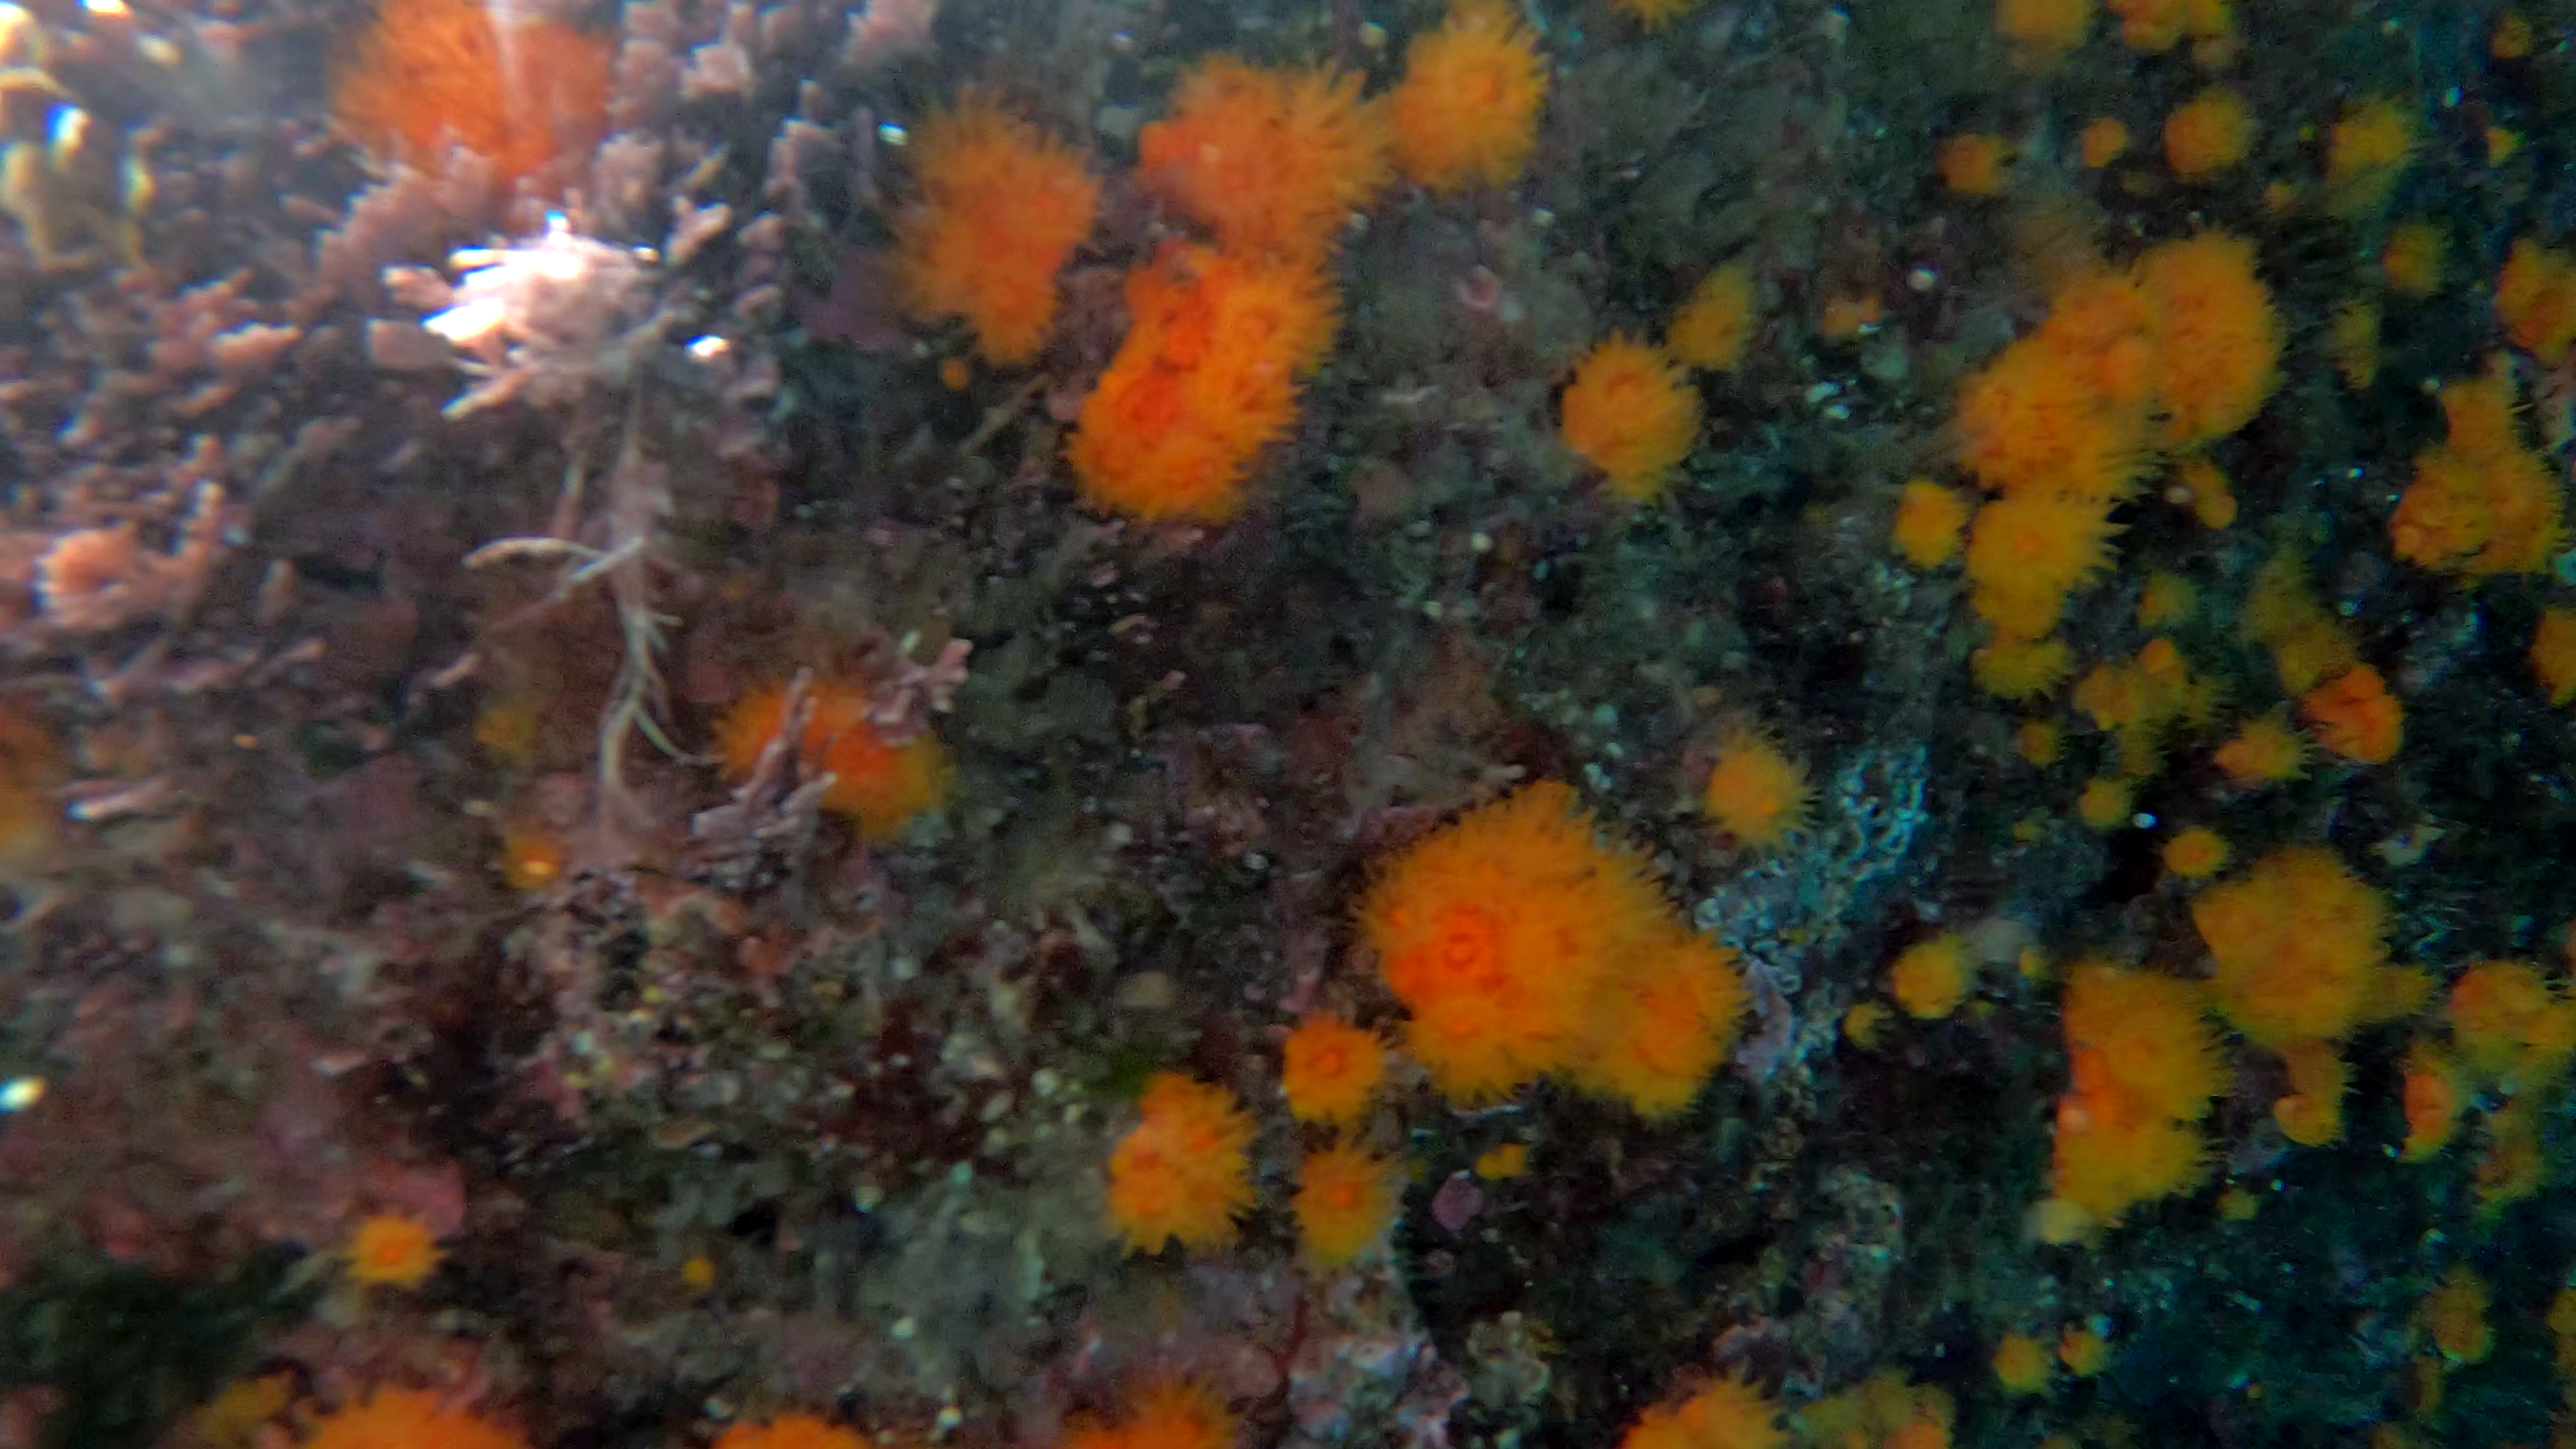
[2043,961,2222,1238]
[2135,233,2283,449]
[2323,99,2416,217]
[306,1390,528,1449]
[1616,1376,1786,1449]
[1069,244,1338,521]
[1568,921,1750,1117]
[2535,607,2576,704]
[1063,1383,1238,1449]
[1890,479,1970,568]
[1560,337,1703,501]
[1136,59,1391,264]
[894,95,1102,366]
[1360,781,1647,1096]
[2299,664,2402,763]
[1995,0,2090,68]
[2190,847,2404,1048]
[1358,781,1744,1110]
[1954,235,2280,648]
[1667,264,1757,373]
[1890,934,1975,1021]
[714,678,951,841]
[1964,492,2124,639]
[2446,961,2576,1091]
[1294,1142,1404,1265]
[2163,87,2255,180]
[1280,1014,1387,1125]
[2498,239,2576,364]
[1702,729,1811,852]
[2390,370,2565,578]
[345,1212,443,1289]
[1388,0,1548,195]
[1105,1073,1256,1253]
[333,0,610,191]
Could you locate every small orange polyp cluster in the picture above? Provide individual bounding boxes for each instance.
[2498,239,2576,364]
[1957,288,2153,501]
[1063,1383,1237,1449]
[2003,725,2057,777]
[498,820,568,892]
[1105,1073,1256,1254]
[2381,221,2445,298]
[1617,1376,1785,1449]
[2272,1039,2349,1146]
[2163,87,2254,180]
[1560,337,1703,501]
[1994,0,2090,69]
[1388,0,1548,195]
[715,680,951,841]
[894,97,1101,365]
[1963,492,2122,639]
[306,1390,528,1449]
[2322,99,2415,217]
[2160,824,2230,881]
[2534,608,2576,704]
[1890,933,1974,1020]
[333,0,610,192]
[1137,59,1390,264]
[1358,781,1746,1112]
[2419,1267,2494,1366]
[1974,635,2074,701]
[2400,1042,2463,1161]
[1992,1332,2052,1394]
[2328,303,2381,391]
[2079,117,2131,167]
[2071,635,2214,774]
[2135,233,2284,449]
[1890,480,1970,569]
[1801,1370,1953,1449]
[2241,554,2358,694]
[345,1212,443,1289]
[2445,961,2576,1092]
[1702,729,1811,852]
[2042,961,2222,1238]
[2212,714,2305,785]
[2390,370,2565,578]
[1566,920,1752,1116]
[2191,847,2404,1049]
[1667,264,1757,373]
[1069,244,1338,521]
[2298,664,2402,763]
[1279,1014,1387,1126]
[1937,134,2012,197]
[1293,1142,1403,1265]
[1953,237,2281,649]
